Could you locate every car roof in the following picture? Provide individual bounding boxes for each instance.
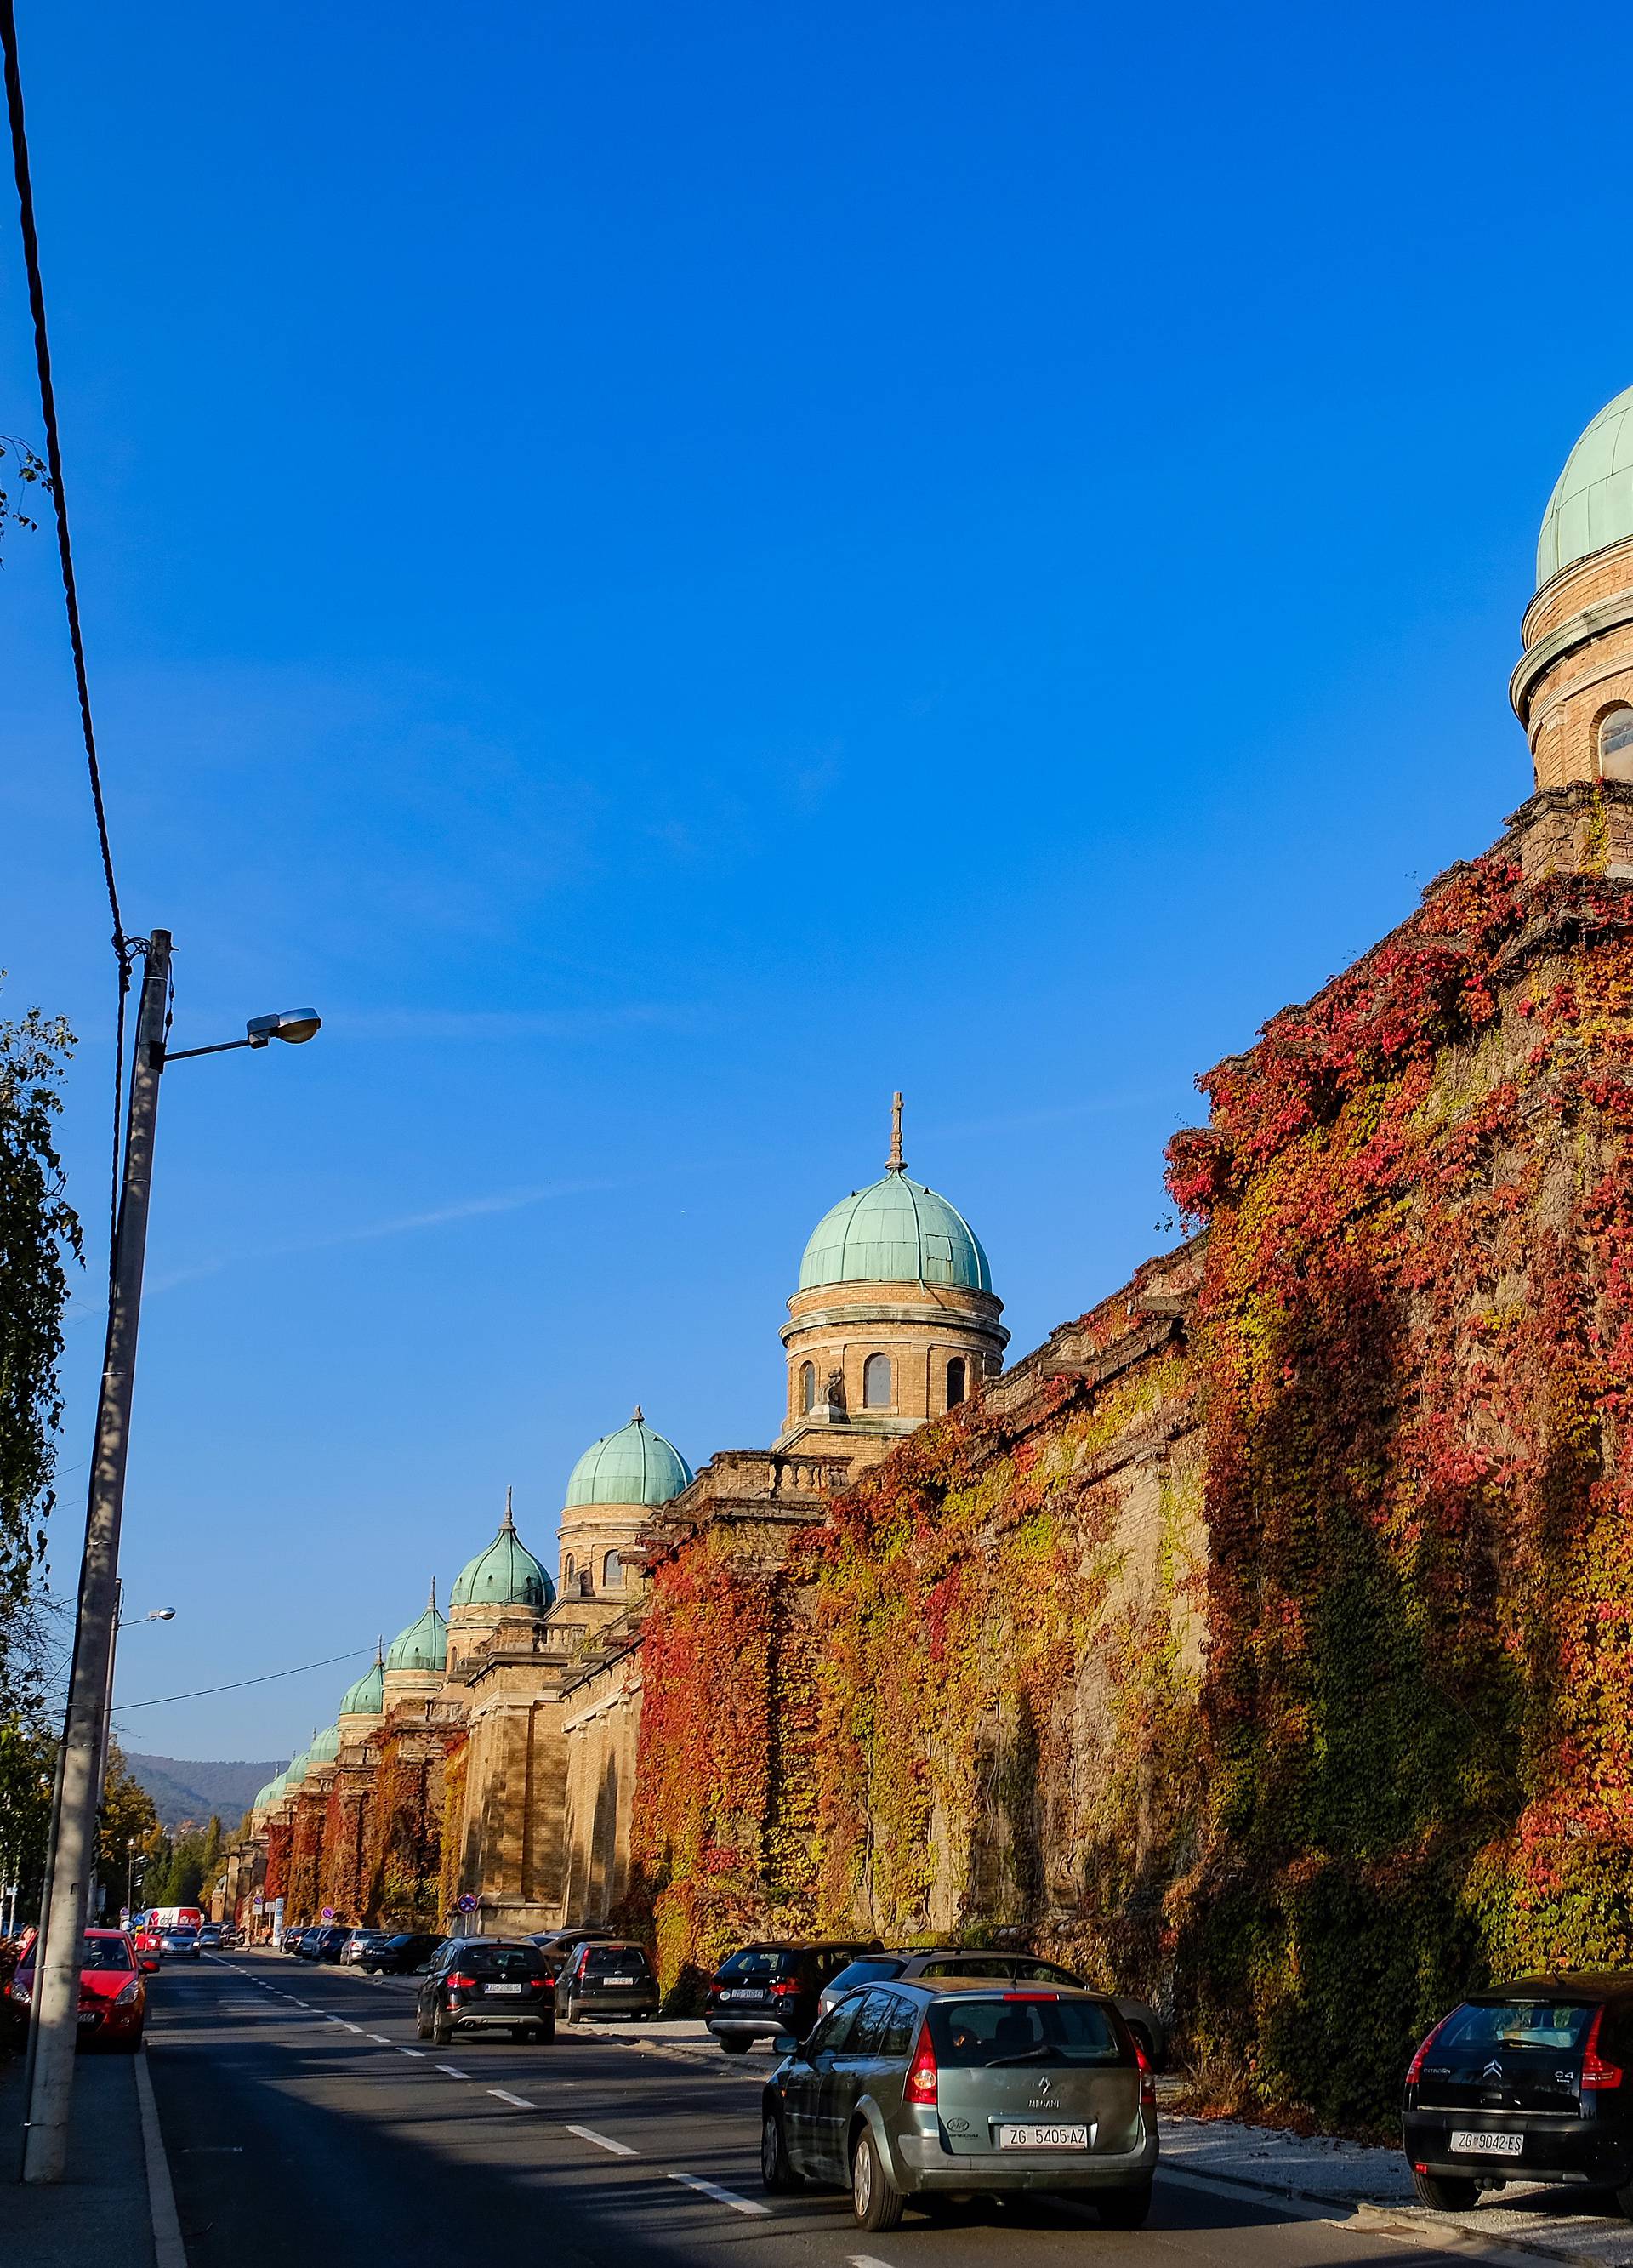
[853,1977,1117,2004]
[1471,1974,1633,1999]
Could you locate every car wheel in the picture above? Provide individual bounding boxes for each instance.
[1412,2170,1480,2212]
[414,2009,430,2040]
[760,2107,801,2193]
[432,2009,453,2048]
[851,2128,903,2231]
[1098,2180,1153,2229]
[718,2035,751,2055]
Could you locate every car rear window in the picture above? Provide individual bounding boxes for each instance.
[1440,2001,1599,2052]
[583,1946,651,1977]
[828,1957,905,1996]
[464,1945,546,1978]
[718,1948,798,1980]
[928,1996,1124,2067]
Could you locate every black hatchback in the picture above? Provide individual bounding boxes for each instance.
[415,1937,555,2046]
[706,1941,880,2053]
[1403,1975,1633,2214]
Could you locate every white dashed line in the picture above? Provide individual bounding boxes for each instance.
[435,2064,471,2079]
[341,2022,364,2033]
[366,2033,391,2044]
[669,2172,771,2216]
[327,2017,347,2026]
[397,2047,426,2058]
[850,2257,899,2267]
[293,2000,310,2009]
[489,2089,537,2110]
[567,2124,637,2157]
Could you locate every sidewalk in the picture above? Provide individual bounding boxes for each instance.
[0,2049,166,2268]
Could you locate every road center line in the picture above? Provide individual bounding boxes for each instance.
[340,2022,364,2032]
[566,2123,638,2157]
[397,2047,426,2057]
[849,2257,899,2267]
[366,2032,391,2043]
[435,2064,471,2079]
[669,2172,771,2216]
[490,2089,538,2110]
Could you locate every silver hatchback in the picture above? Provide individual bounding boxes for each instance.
[760,1980,1158,2231]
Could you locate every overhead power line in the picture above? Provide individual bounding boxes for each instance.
[1,0,134,1265]
[112,1646,377,1712]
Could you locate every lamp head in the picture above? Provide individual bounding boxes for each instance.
[246,1010,321,1048]
[149,1608,177,1621]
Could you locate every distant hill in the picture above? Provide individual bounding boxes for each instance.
[123,1753,282,1833]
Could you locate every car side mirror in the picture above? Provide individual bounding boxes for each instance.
[773,2032,801,2057]
[140,1957,160,1974]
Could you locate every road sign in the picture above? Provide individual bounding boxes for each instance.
[457,1894,478,1912]
[321,1906,335,1920]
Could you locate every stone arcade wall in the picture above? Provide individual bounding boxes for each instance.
[622,786,1633,2129]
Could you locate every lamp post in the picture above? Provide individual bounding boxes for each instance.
[97,1585,177,1811]
[124,1840,139,1923]
[20,932,320,2184]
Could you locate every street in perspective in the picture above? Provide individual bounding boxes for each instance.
[9,4,1633,2268]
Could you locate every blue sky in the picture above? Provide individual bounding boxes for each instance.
[4,0,1630,1761]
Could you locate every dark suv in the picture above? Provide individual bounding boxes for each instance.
[559,1940,659,2022]
[415,1937,555,2046]
[1403,1975,1633,2213]
[359,1931,444,1975]
[707,1941,880,2053]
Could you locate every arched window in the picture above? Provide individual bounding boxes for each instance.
[946,1356,967,1408]
[1601,705,1633,783]
[862,1352,893,1409]
[562,1553,575,1587]
[602,1550,623,1589]
[799,1361,816,1412]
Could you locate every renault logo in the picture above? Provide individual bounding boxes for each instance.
[1036,2077,1052,2096]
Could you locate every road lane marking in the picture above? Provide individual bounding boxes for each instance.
[397,2047,426,2057]
[567,2124,637,2157]
[669,2172,771,2216]
[367,2032,391,2043]
[849,2258,898,2267]
[341,2022,364,2032]
[491,2089,538,2110]
[327,2017,347,2026]
[435,2064,472,2078]
[293,2000,310,2008]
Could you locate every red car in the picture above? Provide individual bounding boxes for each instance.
[3,1927,149,2051]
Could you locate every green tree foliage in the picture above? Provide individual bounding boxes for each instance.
[0,994,80,1713]
[95,1745,159,1915]
[0,1712,54,1922]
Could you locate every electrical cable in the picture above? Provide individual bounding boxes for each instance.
[111,1647,378,1712]
[0,0,133,1271]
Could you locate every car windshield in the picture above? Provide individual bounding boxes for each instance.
[718,1949,795,1981]
[928,1996,1124,2068]
[583,1946,651,1976]
[1440,2002,1599,2053]
[462,1945,545,1977]
[81,1938,136,1971]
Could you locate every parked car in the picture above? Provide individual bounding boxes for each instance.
[817,1949,1167,2066]
[306,1927,349,1963]
[527,1926,622,1974]
[1404,1975,1633,2214]
[761,1979,1157,2229]
[415,1937,555,2046]
[558,1940,659,2022]
[197,1923,225,1947]
[359,1931,445,1975]
[281,1927,311,1954]
[159,1928,201,1961]
[706,1941,881,2053]
[2,1928,149,2053]
[340,1929,390,1965]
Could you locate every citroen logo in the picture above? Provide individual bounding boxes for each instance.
[1483,2060,1504,2080]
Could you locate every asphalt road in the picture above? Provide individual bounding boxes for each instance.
[142,1950,1474,2268]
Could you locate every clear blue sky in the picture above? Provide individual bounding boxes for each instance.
[3,0,1629,1762]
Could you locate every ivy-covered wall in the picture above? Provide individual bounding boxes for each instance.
[628,813,1633,2131]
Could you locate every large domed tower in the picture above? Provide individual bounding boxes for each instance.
[779,1095,1007,1457]
[1513,385,1633,866]
[556,1411,692,1617]
[380,1582,448,1710]
[447,1489,555,1673]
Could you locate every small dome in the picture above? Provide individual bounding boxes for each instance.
[339,1655,384,1717]
[251,1779,277,1811]
[799,1171,990,1292]
[283,1748,310,1788]
[385,1584,447,1673]
[308,1724,340,1764]
[265,1771,287,1804]
[566,1411,692,1508]
[1539,385,1633,588]
[451,1490,555,1610]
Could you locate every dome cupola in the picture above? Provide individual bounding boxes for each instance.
[451,1488,555,1610]
[556,1411,691,1612]
[308,1723,340,1766]
[779,1096,1006,1459]
[1538,385,1633,590]
[566,1413,692,1508]
[339,1650,385,1720]
[283,1747,311,1788]
[384,1581,447,1674]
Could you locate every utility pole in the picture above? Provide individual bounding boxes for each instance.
[21,932,169,2183]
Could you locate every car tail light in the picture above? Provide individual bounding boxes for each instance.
[771,1980,802,1996]
[905,2025,939,2105]
[1406,2014,1450,2088]
[1582,2007,1623,2091]
[447,1971,477,1991]
[1133,2032,1156,2111]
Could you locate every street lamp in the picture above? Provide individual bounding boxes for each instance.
[22,933,321,2185]
[125,1838,140,1921]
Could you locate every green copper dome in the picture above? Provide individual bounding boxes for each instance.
[799,1171,990,1292]
[384,1585,447,1673]
[1538,385,1633,589]
[339,1655,384,1717]
[283,1748,310,1788]
[308,1723,340,1765]
[251,1779,278,1811]
[451,1490,555,1610]
[566,1411,692,1508]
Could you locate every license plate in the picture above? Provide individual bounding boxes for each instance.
[604,1975,635,1986]
[996,2123,1090,2150]
[1451,2129,1523,2158]
[725,1989,764,2002]
[77,2012,100,2026]
[486,1983,523,1996]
